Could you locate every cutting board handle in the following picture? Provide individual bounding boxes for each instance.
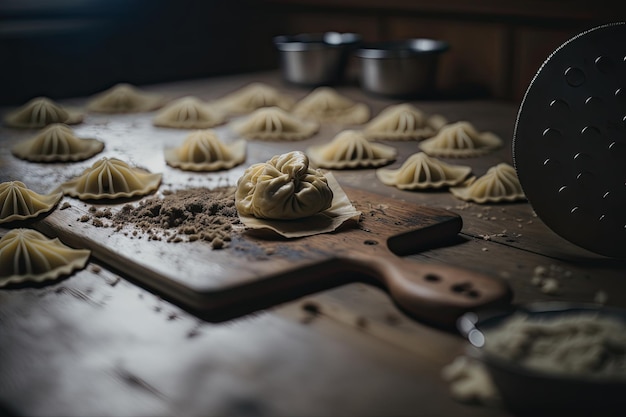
[340,251,512,327]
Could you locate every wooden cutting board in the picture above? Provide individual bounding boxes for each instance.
[31,186,511,327]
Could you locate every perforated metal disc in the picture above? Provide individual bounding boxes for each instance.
[513,22,626,259]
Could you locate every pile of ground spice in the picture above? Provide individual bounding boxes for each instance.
[112,186,240,248]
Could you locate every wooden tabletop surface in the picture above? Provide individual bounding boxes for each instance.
[1,71,625,417]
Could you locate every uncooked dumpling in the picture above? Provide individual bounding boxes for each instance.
[291,87,370,125]
[0,228,90,287]
[450,163,525,203]
[363,104,447,140]
[4,97,83,128]
[307,130,396,169]
[232,107,319,141]
[215,82,295,115]
[164,129,246,172]
[376,152,472,190]
[60,157,162,200]
[420,121,503,157]
[153,96,225,129]
[0,181,62,223]
[12,123,104,162]
[87,83,165,113]
[235,151,333,219]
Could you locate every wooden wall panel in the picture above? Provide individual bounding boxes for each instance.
[1,0,619,105]
[511,28,579,102]
[264,0,623,102]
[385,17,510,98]
[274,12,382,42]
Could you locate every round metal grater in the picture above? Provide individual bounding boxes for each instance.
[513,22,626,259]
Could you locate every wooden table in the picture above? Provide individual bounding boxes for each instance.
[1,71,625,417]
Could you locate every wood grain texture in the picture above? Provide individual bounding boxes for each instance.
[27,185,509,327]
[1,71,625,417]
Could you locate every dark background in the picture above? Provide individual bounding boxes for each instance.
[0,0,281,105]
[0,0,622,105]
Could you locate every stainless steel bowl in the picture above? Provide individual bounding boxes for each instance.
[273,32,362,86]
[355,38,449,98]
[458,302,626,416]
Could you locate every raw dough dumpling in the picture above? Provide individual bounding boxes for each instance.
[420,121,503,157]
[215,82,295,115]
[0,228,90,287]
[376,152,472,190]
[232,107,318,141]
[450,163,525,203]
[12,123,104,162]
[307,130,396,169]
[0,181,62,223]
[363,103,447,140]
[164,129,246,172]
[235,151,333,220]
[60,157,162,200]
[153,96,225,129]
[292,87,370,125]
[4,97,83,128]
[87,83,165,113]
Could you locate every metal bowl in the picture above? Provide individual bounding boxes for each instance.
[355,38,449,98]
[273,32,362,87]
[458,302,626,416]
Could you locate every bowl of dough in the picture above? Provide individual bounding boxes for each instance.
[457,302,626,416]
[355,38,449,98]
[273,32,362,86]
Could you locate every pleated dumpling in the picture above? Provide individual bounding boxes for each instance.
[376,152,472,190]
[153,96,225,129]
[164,129,246,172]
[60,157,162,200]
[0,181,62,223]
[232,107,319,141]
[0,228,90,287]
[12,123,104,162]
[87,83,165,113]
[4,97,83,128]
[420,121,503,157]
[215,82,295,115]
[291,87,370,125]
[363,104,447,140]
[307,130,397,169]
[235,151,333,220]
[450,163,526,203]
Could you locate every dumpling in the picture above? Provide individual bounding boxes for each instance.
[291,87,370,125]
[0,181,62,223]
[232,107,318,141]
[153,96,225,129]
[0,228,90,287]
[376,152,472,190]
[419,121,503,157]
[307,130,397,169]
[86,83,165,113]
[164,129,246,172]
[60,157,162,200]
[4,97,83,128]
[235,151,333,219]
[450,163,526,203]
[214,82,295,115]
[363,104,447,140]
[11,123,104,162]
